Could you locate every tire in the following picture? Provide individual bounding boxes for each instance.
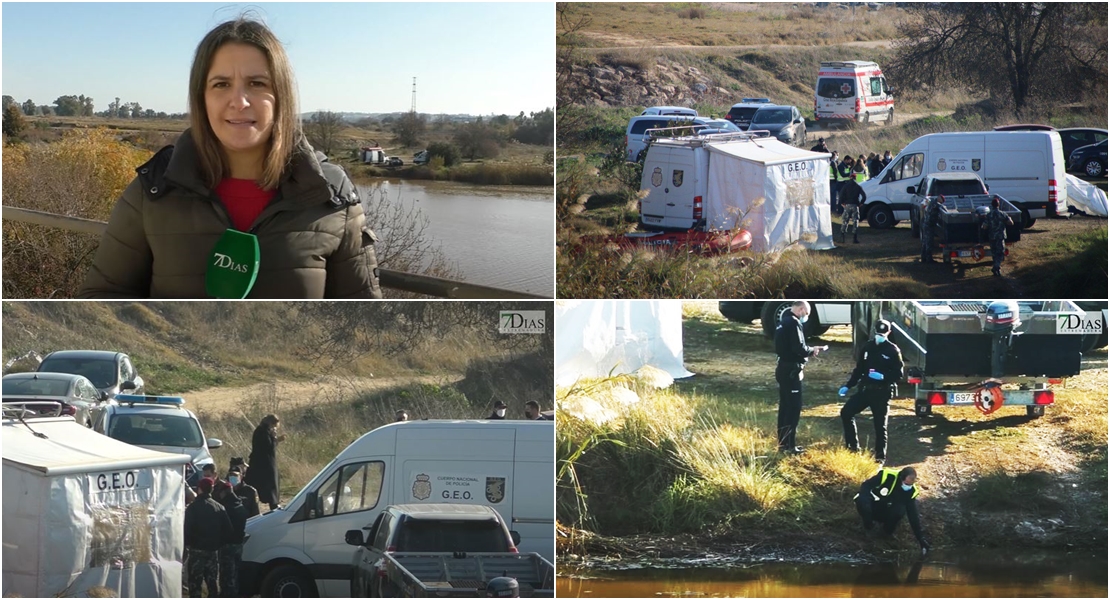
[1026,405,1045,418]
[261,565,318,598]
[866,204,896,229]
[1080,333,1101,354]
[719,301,759,323]
[1084,159,1105,178]
[910,210,920,238]
[801,128,807,147]
[761,301,821,338]
[1020,208,1036,229]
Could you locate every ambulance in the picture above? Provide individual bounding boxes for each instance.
[238,419,554,598]
[814,61,894,127]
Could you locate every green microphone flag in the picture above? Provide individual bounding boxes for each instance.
[205,229,260,299]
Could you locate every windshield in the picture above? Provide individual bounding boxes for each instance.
[752,109,791,125]
[39,358,117,389]
[108,413,203,448]
[817,78,856,99]
[395,519,511,553]
[3,378,71,397]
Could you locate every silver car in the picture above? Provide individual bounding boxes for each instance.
[2,372,105,427]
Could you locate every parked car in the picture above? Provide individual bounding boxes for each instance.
[37,350,143,399]
[625,114,709,161]
[92,395,222,470]
[2,372,104,427]
[724,100,774,130]
[698,119,743,134]
[348,504,519,597]
[993,124,1055,132]
[640,106,698,117]
[749,105,807,146]
[1067,139,1108,178]
[1057,128,1107,163]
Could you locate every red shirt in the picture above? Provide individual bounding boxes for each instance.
[215,178,276,232]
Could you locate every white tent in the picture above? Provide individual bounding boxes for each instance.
[555,300,694,387]
[705,139,834,252]
[3,416,189,598]
[1065,173,1108,217]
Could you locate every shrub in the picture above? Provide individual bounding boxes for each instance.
[2,128,149,298]
[426,141,459,167]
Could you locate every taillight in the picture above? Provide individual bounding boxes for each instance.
[907,377,922,385]
[928,392,946,406]
[855,97,861,114]
[509,546,519,554]
[1033,391,1054,405]
[1048,378,1063,385]
[950,251,957,258]
[61,404,76,416]
[1048,179,1058,205]
[693,195,703,220]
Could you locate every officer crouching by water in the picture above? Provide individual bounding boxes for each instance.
[855,466,930,556]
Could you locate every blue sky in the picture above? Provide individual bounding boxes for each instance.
[2,2,553,116]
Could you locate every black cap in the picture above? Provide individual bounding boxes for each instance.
[493,400,507,409]
[875,320,891,335]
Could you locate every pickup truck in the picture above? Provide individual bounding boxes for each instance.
[907,173,1022,264]
[346,504,554,598]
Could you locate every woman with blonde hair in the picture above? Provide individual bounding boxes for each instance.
[80,18,381,298]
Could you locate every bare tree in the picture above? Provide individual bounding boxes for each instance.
[304,110,345,156]
[888,3,1107,114]
[393,112,426,147]
[359,185,459,281]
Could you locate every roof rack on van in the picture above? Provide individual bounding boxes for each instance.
[645,125,773,144]
[2,401,63,420]
[115,394,186,408]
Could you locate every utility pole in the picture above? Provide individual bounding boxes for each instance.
[410,77,417,115]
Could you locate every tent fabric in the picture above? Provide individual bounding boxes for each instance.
[705,139,834,252]
[3,418,186,598]
[1065,174,1108,217]
[555,300,694,387]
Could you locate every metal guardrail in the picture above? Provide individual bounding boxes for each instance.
[3,206,546,299]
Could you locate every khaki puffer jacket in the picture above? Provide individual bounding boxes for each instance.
[78,130,381,299]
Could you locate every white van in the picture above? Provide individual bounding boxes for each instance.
[625,115,709,161]
[640,106,698,117]
[239,420,553,598]
[859,131,1068,228]
[814,61,893,127]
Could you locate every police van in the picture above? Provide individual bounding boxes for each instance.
[814,61,894,127]
[859,130,1068,228]
[239,419,554,598]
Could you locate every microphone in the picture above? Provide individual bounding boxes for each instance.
[205,229,260,299]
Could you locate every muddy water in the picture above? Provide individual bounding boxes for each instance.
[358,180,553,296]
[559,550,1108,597]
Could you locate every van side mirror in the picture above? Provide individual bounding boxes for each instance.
[121,381,137,391]
[984,183,990,192]
[207,438,223,449]
[345,530,365,546]
[510,531,522,546]
[306,491,319,519]
[906,186,916,194]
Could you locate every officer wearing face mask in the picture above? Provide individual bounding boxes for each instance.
[855,466,929,555]
[488,400,508,420]
[773,301,828,455]
[228,459,261,518]
[838,319,903,464]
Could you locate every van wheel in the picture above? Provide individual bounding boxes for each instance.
[866,204,896,229]
[1021,209,1036,229]
[261,565,318,598]
[1085,159,1105,178]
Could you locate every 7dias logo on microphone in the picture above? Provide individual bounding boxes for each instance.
[499,310,545,334]
[212,253,251,273]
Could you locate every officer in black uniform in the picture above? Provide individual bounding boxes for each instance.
[774,301,828,454]
[839,319,904,463]
[855,465,929,555]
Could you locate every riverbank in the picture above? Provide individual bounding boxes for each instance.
[556,304,1108,561]
[354,160,552,186]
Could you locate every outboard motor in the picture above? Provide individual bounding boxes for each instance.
[485,576,520,598]
[983,300,1022,377]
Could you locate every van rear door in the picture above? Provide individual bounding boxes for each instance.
[816,73,857,121]
[511,425,555,561]
[641,145,698,230]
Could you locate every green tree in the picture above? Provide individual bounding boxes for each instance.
[889,3,1107,113]
[21,99,36,116]
[425,142,459,167]
[2,95,15,110]
[3,104,27,138]
[305,110,345,156]
[511,108,554,145]
[453,120,503,160]
[54,95,82,116]
[393,112,426,147]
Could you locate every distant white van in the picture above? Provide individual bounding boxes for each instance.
[640,106,698,117]
[859,131,1068,228]
[239,420,553,598]
[814,60,894,127]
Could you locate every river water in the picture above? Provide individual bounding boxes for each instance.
[357,179,553,297]
[559,550,1108,597]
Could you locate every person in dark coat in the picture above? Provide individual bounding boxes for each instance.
[184,478,233,598]
[214,480,248,597]
[228,464,261,518]
[839,319,904,463]
[488,400,508,420]
[244,414,283,510]
[773,301,828,454]
[855,466,929,555]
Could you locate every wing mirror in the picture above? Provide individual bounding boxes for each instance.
[120,381,137,391]
[306,491,319,519]
[207,438,223,449]
[510,531,522,546]
[906,186,916,194]
[345,530,365,546]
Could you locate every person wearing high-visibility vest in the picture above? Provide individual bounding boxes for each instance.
[828,151,840,209]
[852,161,869,183]
[855,466,930,555]
[835,156,855,215]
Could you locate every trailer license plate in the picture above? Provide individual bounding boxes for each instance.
[644,216,662,224]
[957,250,973,258]
[951,392,976,404]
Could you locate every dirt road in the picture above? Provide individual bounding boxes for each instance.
[581,38,895,52]
[186,374,462,416]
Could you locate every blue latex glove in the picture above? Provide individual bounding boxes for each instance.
[838,386,849,397]
[868,371,884,381]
